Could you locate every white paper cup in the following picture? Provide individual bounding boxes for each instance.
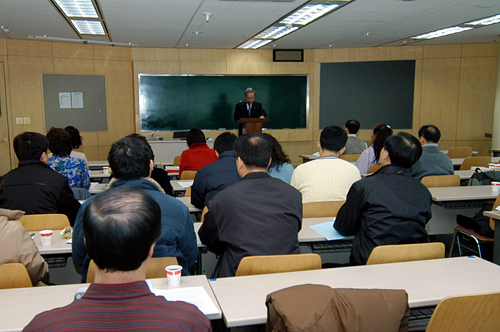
[165,265,182,286]
[492,182,500,192]
[39,230,53,246]
[102,167,109,175]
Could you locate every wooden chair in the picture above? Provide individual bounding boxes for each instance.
[459,156,491,170]
[340,153,361,162]
[302,200,345,218]
[450,194,499,258]
[235,253,322,277]
[184,186,191,197]
[0,263,33,289]
[173,156,181,166]
[366,242,445,265]
[200,206,209,223]
[426,291,500,332]
[447,147,473,158]
[19,214,70,232]
[421,174,460,188]
[86,256,178,283]
[180,170,197,180]
[368,164,382,173]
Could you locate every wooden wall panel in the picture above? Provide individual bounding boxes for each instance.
[313,48,349,62]
[180,62,227,74]
[462,43,499,58]
[131,48,179,62]
[456,57,498,141]
[7,40,52,57]
[53,58,95,75]
[423,45,461,58]
[179,49,226,62]
[226,50,271,63]
[349,47,386,61]
[385,46,424,60]
[420,58,461,141]
[93,45,131,61]
[226,61,272,74]
[0,40,6,55]
[455,140,492,156]
[52,43,93,59]
[7,56,53,136]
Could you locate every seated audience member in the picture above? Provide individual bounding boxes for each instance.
[179,128,217,176]
[0,176,48,286]
[191,132,240,209]
[0,132,80,225]
[356,123,393,174]
[290,126,361,203]
[264,134,295,184]
[198,133,302,278]
[64,125,89,169]
[334,133,432,266]
[127,133,175,196]
[24,186,210,331]
[411,125,454,181]
[73,137,198,282]
[47,127,90,189]
[344,119,368,154]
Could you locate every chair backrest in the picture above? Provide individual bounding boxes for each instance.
[72,187,91,200]
[180,170,197,180]
[340,154,361,162]
[173,156,181,166]
[489,195,500,231]
[184,186,191,197]
[366,242,445,265]
[19,214,70,231]
[235,253,322,277]
[201,206,209,223]
[302,201,345,218]
[459,156,491,170]
[421,174,461,188]
[426,291,500,332]
[368,164,382,173]
[0,263,33,289]
[86,256,179,283]
[447,146,473,158]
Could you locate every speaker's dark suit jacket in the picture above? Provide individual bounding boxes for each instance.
[234,101,266,121]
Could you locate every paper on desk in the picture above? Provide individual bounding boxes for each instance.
[177,180,194,188]
[90,182,99,189]
[310,220,347,241]
[152,286,219,316]
[164,166,180,171]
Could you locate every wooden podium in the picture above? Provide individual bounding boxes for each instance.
[237,118,269,136]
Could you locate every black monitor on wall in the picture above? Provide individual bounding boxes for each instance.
[319,60,416,130]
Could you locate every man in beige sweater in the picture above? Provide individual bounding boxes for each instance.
[291,125,361,203]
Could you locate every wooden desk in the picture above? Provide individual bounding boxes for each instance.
[427,186,499,235]
[210,256,500,328]
[171,180,193,196]
[89,183,108,195]
[299,154,318,163]
[33,230,71,256]
[482,210,500,265]
[177,196,202,213]
[0,275,221,332]
[87,160,109,170]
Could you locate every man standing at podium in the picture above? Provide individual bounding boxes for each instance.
[234,87,266,122]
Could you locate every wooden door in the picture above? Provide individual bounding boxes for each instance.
[0,62,11,175]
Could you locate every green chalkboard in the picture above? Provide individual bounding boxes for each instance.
[139,75,308,131]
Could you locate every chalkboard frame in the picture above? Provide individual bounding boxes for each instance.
[138,74,309,131]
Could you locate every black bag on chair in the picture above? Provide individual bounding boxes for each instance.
[456,203,495,238]
[467,168,500,186]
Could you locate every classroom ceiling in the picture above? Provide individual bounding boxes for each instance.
[1,0,500,49]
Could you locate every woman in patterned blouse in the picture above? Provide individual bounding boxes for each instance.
[46,127,90,189]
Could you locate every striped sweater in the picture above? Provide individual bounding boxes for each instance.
[23,281,211,331]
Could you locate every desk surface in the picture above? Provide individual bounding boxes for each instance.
[0,275,221,332]
[33,230,72,255]
[451,156,500,166]
[171,180,193,192]
[429,185,499,201]
[177,197,202,213]
[210,256,500,328]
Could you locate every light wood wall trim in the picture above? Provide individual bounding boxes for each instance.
[313,48,350,62]
[179,49,226,62]
[7,40,53,57]
[461,43,499,58]
[52,43,94,59]
[349,47,386,61]
[0,40,6,55]
[131,48,179,62]
[93,45,131,61]
[423,44,462,58]
[385,46,424,60]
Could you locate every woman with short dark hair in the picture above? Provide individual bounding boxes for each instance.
[47,127,90,189]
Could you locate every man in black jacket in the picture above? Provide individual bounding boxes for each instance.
[0,132,80,225]
[334,132,432,265]
[234,87,266,135]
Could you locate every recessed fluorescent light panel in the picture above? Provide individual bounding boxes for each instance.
[280,3,339,25]
[239,39,273,49]
[466,14,500,26]
[54,0,98,18]
[255,26,299,39]
[237,1,351,49]
[71,19,105,35]
[412,26,473,40]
